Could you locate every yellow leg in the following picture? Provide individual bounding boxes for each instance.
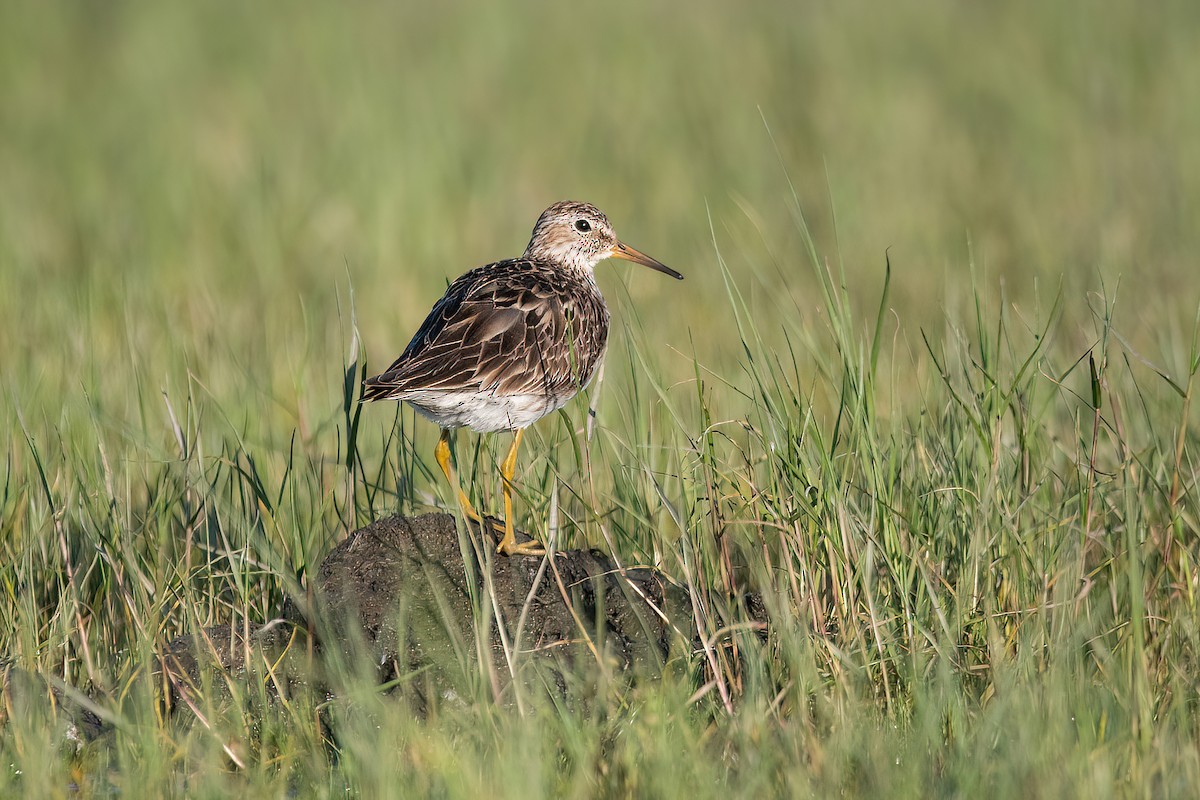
[496,428,544,556]
[434,429,484,524]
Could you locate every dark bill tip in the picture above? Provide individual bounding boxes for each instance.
[611,241,684,280]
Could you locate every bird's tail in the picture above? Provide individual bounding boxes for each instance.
[360,374,400,403]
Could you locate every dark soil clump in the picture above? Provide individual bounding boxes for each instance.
[286,513,691,697]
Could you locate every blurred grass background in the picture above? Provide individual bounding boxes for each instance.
[5,0,1199,409]
[2,0,1200,796]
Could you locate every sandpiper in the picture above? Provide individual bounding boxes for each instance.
[362,201,682,555]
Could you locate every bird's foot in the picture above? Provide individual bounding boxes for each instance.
[496,536,546,557]
[478,515,545,557]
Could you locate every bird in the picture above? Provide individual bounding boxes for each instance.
[361,201,683,556]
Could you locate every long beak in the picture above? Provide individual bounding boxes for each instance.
[609,241,684,280]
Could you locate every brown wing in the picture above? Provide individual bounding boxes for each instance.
[362,259,609,401]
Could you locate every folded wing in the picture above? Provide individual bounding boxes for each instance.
[362,260,608,402]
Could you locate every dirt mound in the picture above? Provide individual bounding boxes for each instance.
[288,513,690,695]
[155,513,693,714]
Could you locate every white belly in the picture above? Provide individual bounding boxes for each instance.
[403,390,572,433]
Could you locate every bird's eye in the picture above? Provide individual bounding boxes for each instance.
[574,219,591,233]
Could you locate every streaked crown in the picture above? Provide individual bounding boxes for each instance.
[523,201,618,271]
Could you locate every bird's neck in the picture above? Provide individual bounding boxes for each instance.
[523,243,599,276]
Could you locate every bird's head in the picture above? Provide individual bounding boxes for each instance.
[523,200,683,280]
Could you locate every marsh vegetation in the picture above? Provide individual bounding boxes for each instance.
[2,2,1199,796]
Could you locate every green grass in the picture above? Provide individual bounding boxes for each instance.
[2,0,1200,796]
